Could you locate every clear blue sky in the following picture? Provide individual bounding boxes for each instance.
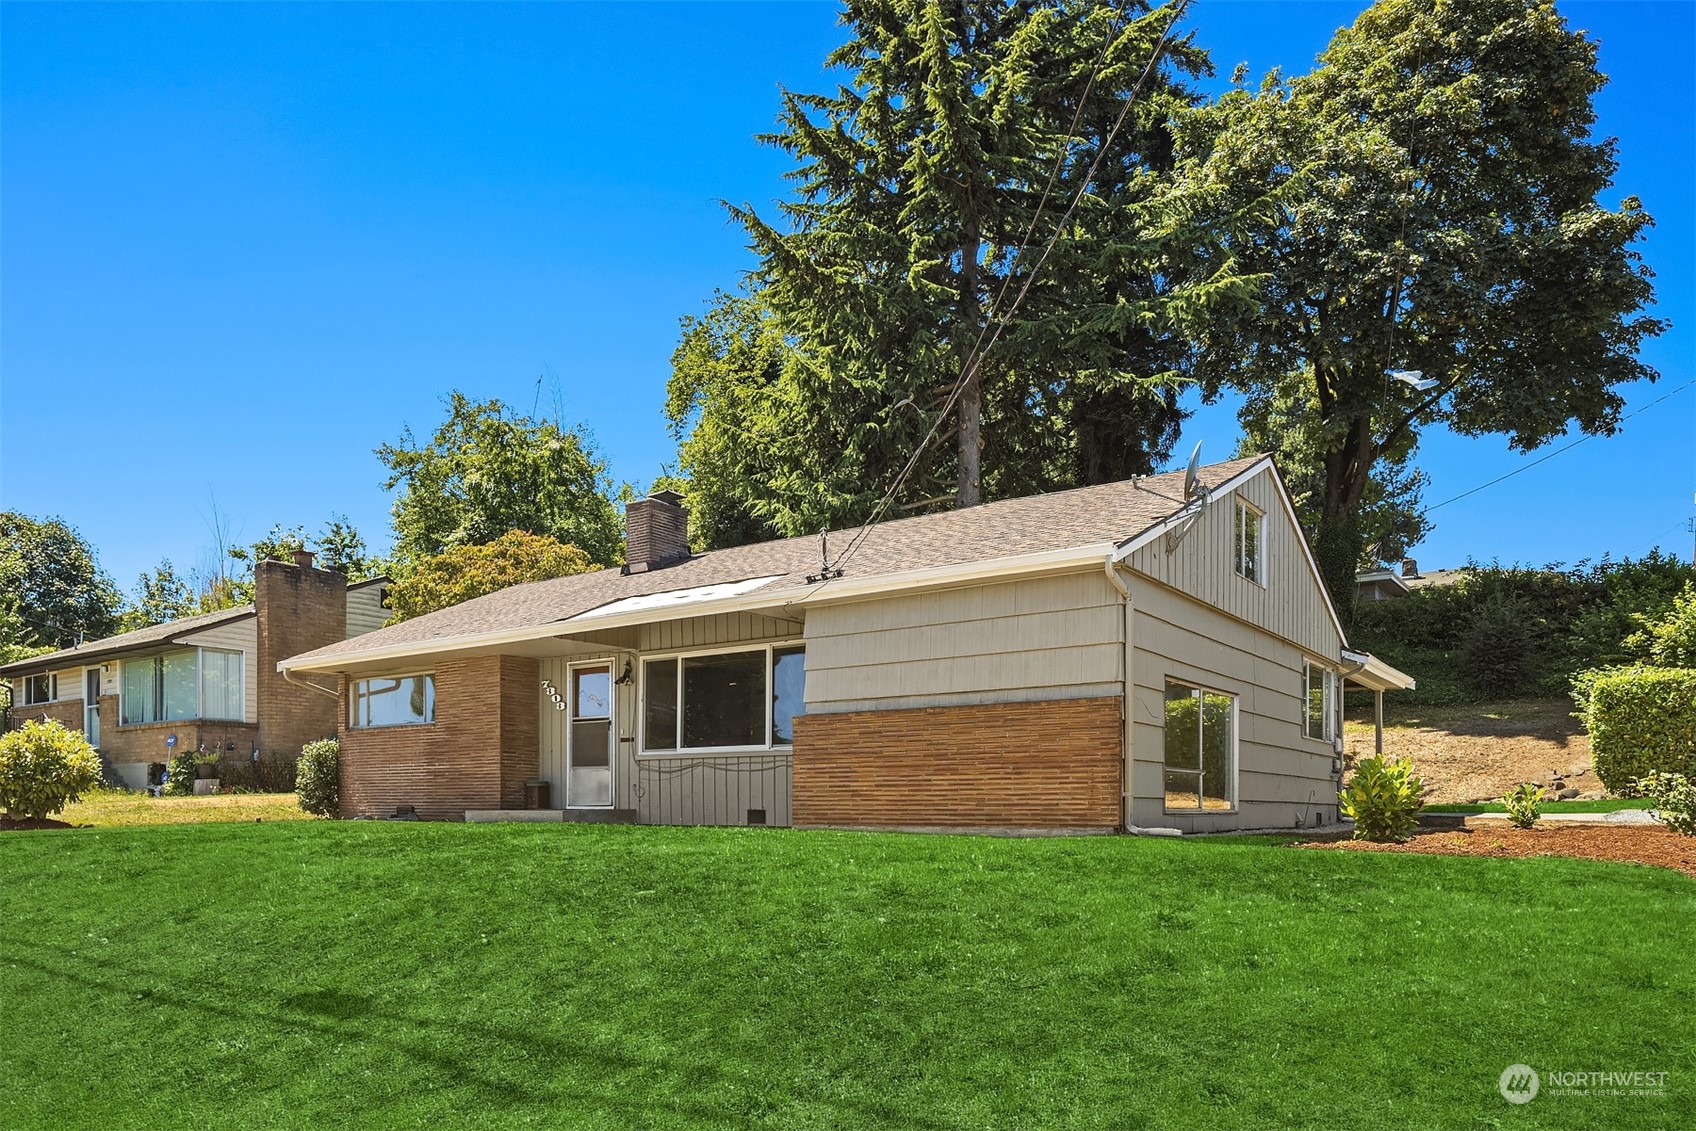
[3,1,1692,594]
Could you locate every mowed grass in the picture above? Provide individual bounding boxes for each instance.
[54,789,315,828]
[2,823,1693,1130]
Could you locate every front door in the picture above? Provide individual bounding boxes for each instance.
[567,664,613,808]
[84,669,101,748]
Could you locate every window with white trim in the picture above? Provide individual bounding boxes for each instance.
[1304,660,1338,741]
[641,644,804,752]
[120,648,245,724]
[1234,498,1263,582]
[350,674,435,728]
[22,673,57,705]
[1163,681,1235,812]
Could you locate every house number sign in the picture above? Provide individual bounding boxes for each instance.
[541,679,567,712]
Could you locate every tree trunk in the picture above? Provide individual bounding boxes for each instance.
[956,222,984,508]
[1315,412,1376,630]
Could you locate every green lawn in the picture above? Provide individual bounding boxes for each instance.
[2,823,1692,1130]
[1425,799,1655,814]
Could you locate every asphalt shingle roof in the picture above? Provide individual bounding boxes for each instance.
[283,455,1267,668]
[0,604,256,677]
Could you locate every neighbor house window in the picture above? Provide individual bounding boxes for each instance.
[1304,661,1338,742]
[120,648,244,724]
[1234,499,1263,582]
[1164,681,1235,812]
[642,644,804,752]
[350,674,435,728]
[22,673,56,705]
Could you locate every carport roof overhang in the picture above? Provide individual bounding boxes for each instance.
[1340,649,1417,693]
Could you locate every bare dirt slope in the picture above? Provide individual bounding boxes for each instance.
[1344,698,1597,804]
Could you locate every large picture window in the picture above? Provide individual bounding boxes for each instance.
[350,674,436,728]
[1304,661,1337,741]
[120,648,244,725]
[1164,681,1235,812]
[643,644,804,752]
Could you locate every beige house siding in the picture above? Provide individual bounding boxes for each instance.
[178,617,260,724]
[1126,465,1340,660]
[346,584,389,638]
[802,571,1122,714]
[1127,579,1339,833]
[635,610,803,653]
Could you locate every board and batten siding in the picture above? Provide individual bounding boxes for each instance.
[1128,579,1337,833]
[537,609,801,826]
[1125,465,1341,661]
[178,617,260,724]
[803,571,1123,714]
[346,584,389,639]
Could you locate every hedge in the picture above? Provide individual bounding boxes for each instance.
[1580,667,1696,793]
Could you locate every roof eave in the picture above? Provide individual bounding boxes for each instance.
[0,607,258,677]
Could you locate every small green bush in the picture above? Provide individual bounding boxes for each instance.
[1339,756,1425,842]
[1630,583,1696,668]
[0,719,102,820]
[1577,667,1696,793]
[1635,772,1696,836]
[1502,782,1543,829]
[163,751,198,796]
[296,738,339,816]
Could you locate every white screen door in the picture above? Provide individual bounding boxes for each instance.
[567,665,612,808]
[85,669,101,748]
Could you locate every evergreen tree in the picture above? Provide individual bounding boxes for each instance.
[683,0,1240,539]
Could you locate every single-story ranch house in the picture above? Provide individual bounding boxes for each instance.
[278,455,1412,833]
[1,554,389,790]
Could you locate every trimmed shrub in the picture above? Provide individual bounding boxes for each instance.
[1635,772,1696,837]
[1578,667,1696,794]
[0,719,102,821]
[163,751,198,796]
[296,738,339,816]
[1338,756,1424,842]
[1632,583,1696,668]
[1502,782,1543,829]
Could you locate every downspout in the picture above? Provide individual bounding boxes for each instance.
[1106,549,1183,837]
[283,668,341,699]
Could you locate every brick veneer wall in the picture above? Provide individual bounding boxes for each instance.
[12,698,84,734]
[338,655,540,820]
[256,559,348,757]
[791,696,1123,830]
[101,711,260,767]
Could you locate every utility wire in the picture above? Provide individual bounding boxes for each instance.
[831,0,1195,575]
[1425,378,1694,513]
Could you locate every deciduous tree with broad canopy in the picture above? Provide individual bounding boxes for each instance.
[1174,0,1664,620]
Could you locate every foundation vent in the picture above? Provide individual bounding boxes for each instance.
[746,808,767,826]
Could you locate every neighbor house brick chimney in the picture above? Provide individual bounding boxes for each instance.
[624,490,689,573]
[1400,558,1419,579]
[255,557,346,757]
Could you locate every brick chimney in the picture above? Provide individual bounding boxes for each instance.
[624,490,689,573]
[1400,558,1419,579]
[255,557,347,756]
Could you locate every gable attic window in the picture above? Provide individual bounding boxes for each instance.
[1234,498,1263,583]
[641,644,804,753]
[22,673,57,705]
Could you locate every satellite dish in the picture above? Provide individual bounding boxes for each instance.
[1182,441,1204,501]
[1390,368,1439,392]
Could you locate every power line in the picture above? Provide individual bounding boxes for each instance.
[832,0,1195,575]
[1425,378,1694,513]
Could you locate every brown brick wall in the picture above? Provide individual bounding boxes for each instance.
[338,655,540,820]
[791,696,1123,829]
[100,706,259,767]
[13,698,84,734]
[256,559,348,757]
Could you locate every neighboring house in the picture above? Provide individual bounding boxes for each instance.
[0,553,390,790]
[279,455,1413,833]
[1354,558,1465,601]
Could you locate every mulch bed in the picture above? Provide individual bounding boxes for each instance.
[1297,825,1696,879]
[0,814,74,831]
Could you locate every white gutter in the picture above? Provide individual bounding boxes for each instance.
[278,542,1115,675]
[283,669,341,699]
[1340,648,1417,692]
